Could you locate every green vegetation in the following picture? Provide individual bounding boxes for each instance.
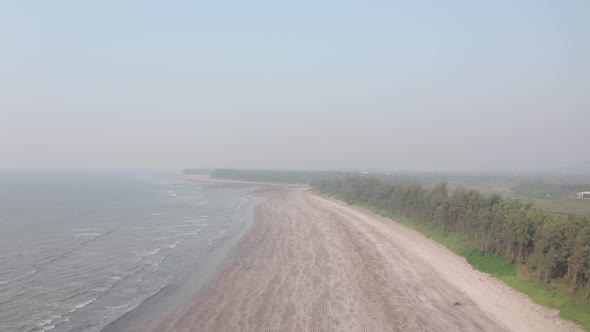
[527,198,590,218]
[513,180,590,199]
[510,179,590,217]
[316,176,590,330]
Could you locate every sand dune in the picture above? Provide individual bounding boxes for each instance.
[156,189,581,332]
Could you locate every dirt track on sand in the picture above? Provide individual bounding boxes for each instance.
[157,190,581,332]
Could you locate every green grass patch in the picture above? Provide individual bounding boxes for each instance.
[499,276,590,328]
[466,252,515,276]
[354,201,590,331]
[527,198,590,217]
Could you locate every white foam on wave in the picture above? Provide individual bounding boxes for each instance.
[159,225,179,229]
[106,303,130,313]
[74,233,101,237]
[152,213,161,216]
[182,229,203,236]
[237,197,248,209]
[181,221,207,227]
[91,286,111,292]
[42,325,55,331]
[69,297,97,313]
[167,240,181,249]
[148,248,161,255]
[73,228,96,232]
[36,318,54,327]
[36,313,64,332]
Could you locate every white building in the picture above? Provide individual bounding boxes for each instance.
[573,191,590,199]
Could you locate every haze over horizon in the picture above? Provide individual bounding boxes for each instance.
[1,1,588,173]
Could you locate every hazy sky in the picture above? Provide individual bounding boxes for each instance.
[1,1,588,172]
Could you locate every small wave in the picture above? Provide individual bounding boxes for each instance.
[237,198,247,209]
[105,304,130,313]
[207,229,228,247]
[182,229,202,236]
[69,297,97,313]
[43,318,69,332]
[91,286,111,292]
[180,222,207,227]
[36,313,63,332]
[2,270,37,285]
[167,240,181,249]
[148,248,161,256]
[152,213,161,216]
[74,233,101,237]
[36,318,54,327]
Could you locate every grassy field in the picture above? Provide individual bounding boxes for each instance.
[355,202,590,331]
[526,198,590,217]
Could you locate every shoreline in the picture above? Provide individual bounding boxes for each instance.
[101,177,280,332]
[154,189,582,332]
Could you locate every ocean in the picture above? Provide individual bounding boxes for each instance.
[0,171,262,332]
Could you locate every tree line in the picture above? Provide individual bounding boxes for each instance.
[313,175,590,298]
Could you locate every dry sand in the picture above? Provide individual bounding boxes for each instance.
[156,189,582,332]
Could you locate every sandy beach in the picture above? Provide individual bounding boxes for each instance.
[155,188,582,332]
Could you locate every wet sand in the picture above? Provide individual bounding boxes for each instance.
[156,189,581,332]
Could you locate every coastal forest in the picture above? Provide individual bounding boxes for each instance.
[313,175,590,299]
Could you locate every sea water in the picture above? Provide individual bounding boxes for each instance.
[0,171,260,332]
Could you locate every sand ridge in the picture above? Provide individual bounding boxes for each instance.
[156,189,582,332]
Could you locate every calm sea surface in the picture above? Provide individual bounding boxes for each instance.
[0,171,259,332]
